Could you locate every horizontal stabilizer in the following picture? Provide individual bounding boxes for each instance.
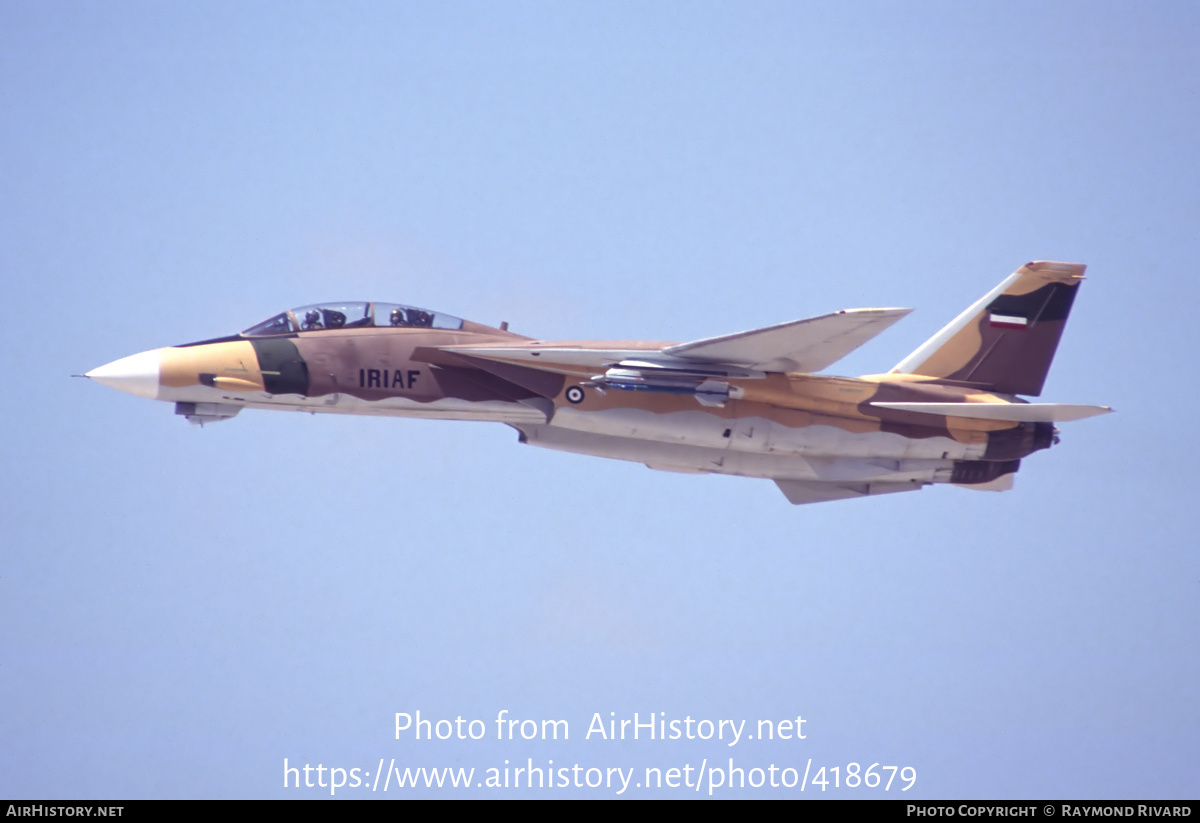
[664,308,911,373]
[775,478,925,505]
[870,401,1112,423]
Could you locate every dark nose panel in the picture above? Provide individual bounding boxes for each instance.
[250,338,310,396]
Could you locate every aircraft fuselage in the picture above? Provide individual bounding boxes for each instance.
[86,265,1108,504]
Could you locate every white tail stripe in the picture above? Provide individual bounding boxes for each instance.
[989,313,1028,329]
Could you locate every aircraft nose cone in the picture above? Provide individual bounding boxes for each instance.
[85,349,162,399]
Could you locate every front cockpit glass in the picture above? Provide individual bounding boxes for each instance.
[242,302,463,335]
[241,312,297,336]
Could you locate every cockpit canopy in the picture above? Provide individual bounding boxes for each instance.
[242,302,464,336]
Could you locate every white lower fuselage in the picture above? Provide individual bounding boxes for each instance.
[159,381,979,486]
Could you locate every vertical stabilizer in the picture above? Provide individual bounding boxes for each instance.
[890,261,1085,396]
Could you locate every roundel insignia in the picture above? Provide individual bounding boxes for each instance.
[565,386,585,404]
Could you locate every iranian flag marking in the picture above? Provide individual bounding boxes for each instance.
[990,313,1028,330]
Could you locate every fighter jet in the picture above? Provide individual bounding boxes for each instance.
[85,261,1110,505]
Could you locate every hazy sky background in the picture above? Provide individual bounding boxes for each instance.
[3,1,1197,798]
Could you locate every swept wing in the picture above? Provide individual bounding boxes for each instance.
[442,307,911,375]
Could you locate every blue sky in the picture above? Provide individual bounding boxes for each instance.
[3,1,1197,798]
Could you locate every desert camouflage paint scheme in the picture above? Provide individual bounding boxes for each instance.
[86,262,1110,504]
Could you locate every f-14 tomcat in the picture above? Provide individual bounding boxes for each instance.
[86,261,1110,505]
